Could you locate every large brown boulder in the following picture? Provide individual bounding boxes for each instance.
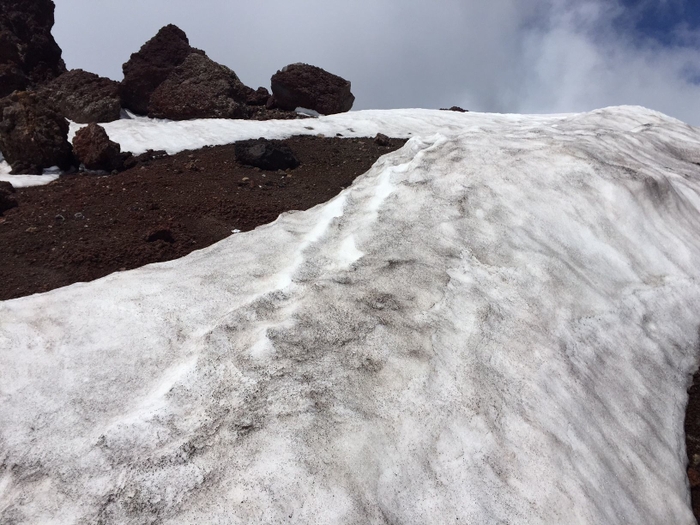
[72,123,126,172]
[148,53,251,120]
[270,63,354,115]
[0,91,74,174]
[0,0,66,97]
[42,69,121,123]
[120,24,201,115]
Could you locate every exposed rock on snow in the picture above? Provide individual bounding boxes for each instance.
[0,90,74,174]
[270,62,355,114]
[1,107,699,524]
[234,138,300,171]
[441,105,469,112]
[43,69,122,123]
[119,24,200,115]
[0,0,66,97]
[72,123,126,172]
[148,53,251,120]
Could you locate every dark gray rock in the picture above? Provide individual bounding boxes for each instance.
[0,64,29,98]
[0,181,18,215]
[270,63,354,115]
[0,91,74,174]
[122,149,167,170]
[235,138,300,171]
[42,69,121,123]
[146,228,175,243]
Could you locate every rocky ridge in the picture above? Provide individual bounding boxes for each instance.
[0,7,356,175]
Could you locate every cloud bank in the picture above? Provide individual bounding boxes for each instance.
[53,0,700,123]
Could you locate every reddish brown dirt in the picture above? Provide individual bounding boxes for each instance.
[1,133,699,523]
[0,135,405,300]
[685,370,700,523]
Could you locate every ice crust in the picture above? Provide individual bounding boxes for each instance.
[1,106,700,524]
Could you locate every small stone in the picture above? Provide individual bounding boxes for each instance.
[146,228,175,243]
[234,138,300,171]
[440,106,468,113]
[374,133,391,147]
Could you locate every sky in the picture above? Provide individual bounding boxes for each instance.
[52,0,700,124]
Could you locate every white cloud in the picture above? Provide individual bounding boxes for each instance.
[512,0,700,122]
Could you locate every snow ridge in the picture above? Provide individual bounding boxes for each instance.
[1,106,700,524]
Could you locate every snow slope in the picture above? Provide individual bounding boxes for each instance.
[1,107,700,524]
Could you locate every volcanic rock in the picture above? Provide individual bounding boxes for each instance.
[0,181,18,215]
[146,228,175,244]
[270,63,354,115]
[247,87,270,106]
[121,149,168,171]
[0,64,28,98]
[72,123,126,172]
[120,24,200,115]
[374,133,391,147]
[0,0,66,97]
[0,91,74,174]
[235,138,300,171]
[148,53,252,120]
[440,106,468,113]
[42,69,121,123]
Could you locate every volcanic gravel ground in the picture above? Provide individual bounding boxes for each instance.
[685,371,700,520]
[2,132,699,522]
[0,135,405,301]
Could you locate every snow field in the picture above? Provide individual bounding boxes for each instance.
[1,106,699,523]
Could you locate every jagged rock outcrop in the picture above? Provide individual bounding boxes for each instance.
[0,181,18,215]
[247,86,270,106]
[234,138,299,171]
[148,53,251,120]
[0,91,74,174]
[270,63,354,115]
[121,25,301,120]
[72,123,127,172]
[42,69,121,123]
[120,24,200,115]
[0,0,66,98]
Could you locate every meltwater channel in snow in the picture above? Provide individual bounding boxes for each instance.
[1,107,700,524]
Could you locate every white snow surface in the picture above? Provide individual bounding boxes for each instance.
[2,106,700,524]
[0,155,59,187]
[68,108,579,156]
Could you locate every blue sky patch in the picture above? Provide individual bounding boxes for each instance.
[618,0,700,45]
